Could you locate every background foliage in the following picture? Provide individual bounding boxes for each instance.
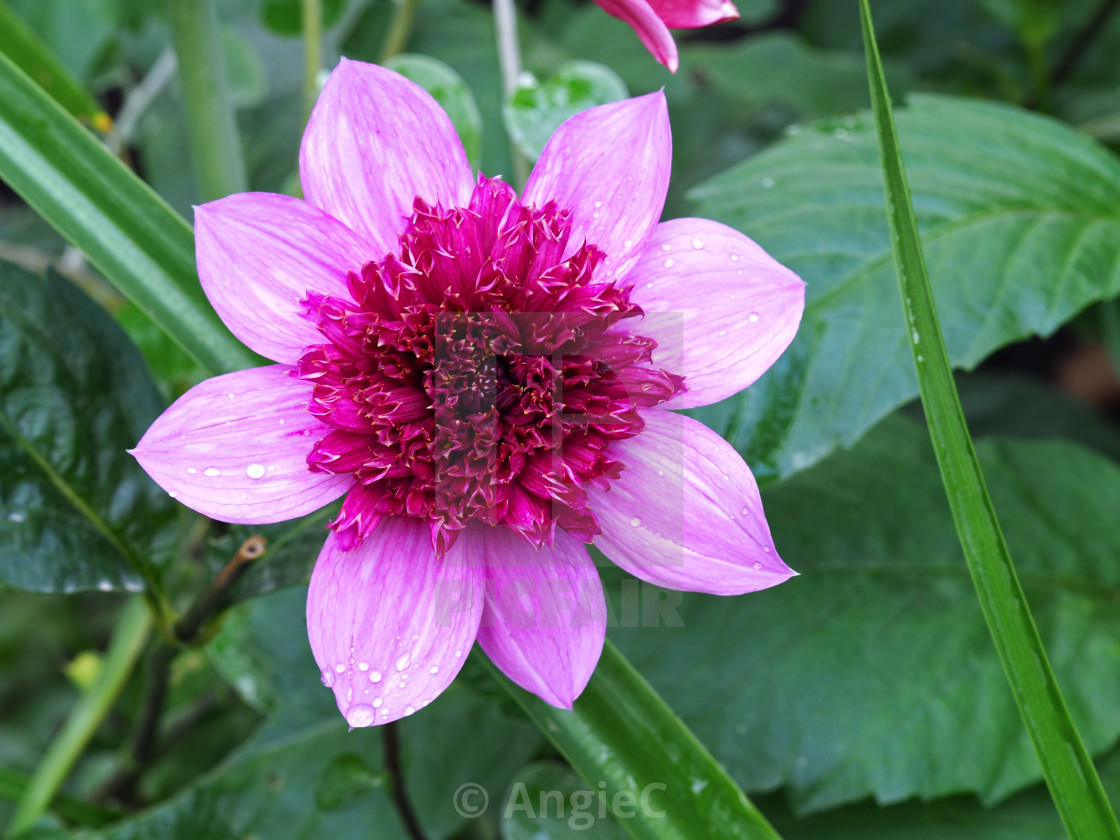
[2,0,1120,838]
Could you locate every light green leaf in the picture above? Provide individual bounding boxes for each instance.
[504,61,627,162]
[613,417,1120,813]
[385,53,483,168]
[0,49,257,376]
[689,94,1120,481]
[0,265,175,594]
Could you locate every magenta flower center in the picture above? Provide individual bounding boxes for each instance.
[296,176,684,552]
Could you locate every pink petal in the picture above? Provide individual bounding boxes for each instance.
[629,218,805,409]
[195,193,377,363]
[131,366,352,523]
[646,0,739,28]
[589,410,795,595]
[522,92,672,280]
[307,519,485,726]
[300,59,475,254]
[591,0,680,71]
[476,527,606,709]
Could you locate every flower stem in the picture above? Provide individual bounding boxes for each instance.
[859,3,1120,838]
[168,0,247,201]
[3,597,151,838]
[492,0,529,188]
[302,0,322,121]
[383,722,426,840]
[379,0,420,63]
[0,767,120,828]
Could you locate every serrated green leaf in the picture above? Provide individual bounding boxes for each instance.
[504,61,627,162]
[689,94,1120,480]
[613,416,1120,813]
[385,53,483,168]
[0,265,175,593]
[0,49,257,376]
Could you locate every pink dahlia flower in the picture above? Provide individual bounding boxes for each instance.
[132,59,804,727]
[592,0,740,72]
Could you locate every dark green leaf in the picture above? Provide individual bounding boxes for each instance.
[0,265,175,593]
[260,0,347,35]
[500,762,628,840]
[690,94,1120,480]
[613,417,1120,812]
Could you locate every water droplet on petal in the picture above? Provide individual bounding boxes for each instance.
[691,238,704,250]
[358,661,370,671]
[321,669,336,688]
[228,393,236,400]
[753,561,763,570]
[663,258,675,268]
[168,491,177,498]
[186,468,197,474]
[661,243,672,252]
[429,665,439,675]
[404,705,416,716]
[748,312,760,323]
[369,670,383,683]
[203,467,221,477]
[629,517,641,527]
[395,653,411,672]
[334,662,346,673]
[346,703,376,727]
[730,254,740,262]
[246,463,266,479]
[372,697,383,708]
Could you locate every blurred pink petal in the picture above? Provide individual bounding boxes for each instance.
[591,0,739,71]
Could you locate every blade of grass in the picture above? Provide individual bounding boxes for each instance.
[0,50,256,375]
[168,0,247,201]
[479,641,783,840]
[3,597,150,838]
[859,3,1120,838]
[0,1,111,132]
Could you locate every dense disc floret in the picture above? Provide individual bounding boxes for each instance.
[297,176,684,552]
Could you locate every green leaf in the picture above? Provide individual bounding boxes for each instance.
[0,2,110,130]
[861,4,1117,835]
[0,49,257,376]
[499,762,628,840]
[260,0,347,34]
[385,53,483,169]
[0,265,175,593]
[504,61,627,162]
[612,417,1120,813]
[689,93,1120,481]
[481,641,783,840]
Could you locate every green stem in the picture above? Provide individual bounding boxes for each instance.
[1101,301,1120,382]
[859,3,1120,838]
[0,768,120,828]
[301,0,322,121]
[168,0,247,201]
[4,597,151,837]
[492,0,529,189]
[481,641,782,840]
[379,0,420,63]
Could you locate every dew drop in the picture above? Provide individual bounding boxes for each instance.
[369,670,383,683]
[203,467,221,477]
[246,463,266,479]
[657,469,664,477]
[912,329,920,344]
[227,393,236,400]
[404,705,416,716]
[345,703,376,727]
[629,516,641,527]
[691,238,704,250]
[321,668,336,688]
[753,561,763,570]
[334,662,346,674]
[358,661,370,672]
[663,258,675,268]
[594,200,603,208]
[730,254,740,262]
[454,649,463,658]
[761,177,775,189]
[748,312,760,323]
[395,653,411,672]
[718,330,727,336]
[429,665,440,675]
[372,697,383,708]
[278,418,285,425]
[661,243,672,252]
[168,491,177,499]
[186,467,197,474]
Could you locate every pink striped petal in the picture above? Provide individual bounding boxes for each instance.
[523,92,672,281]
[307,519,485,726]
[591,0,679,71]
[300,59,475,254]
[647,0,739,28]
[476,527,606,709]
[195,193,377,363]
[589,410,794,595]
[131,366,351,523]
[629,218,805,409]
